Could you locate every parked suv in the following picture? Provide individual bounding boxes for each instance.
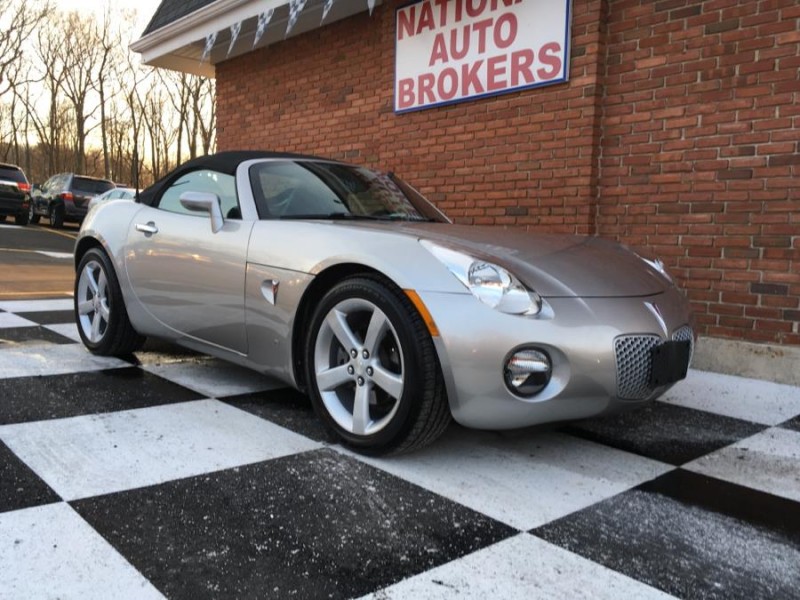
[30,173,115,228]
[0,163,32,226]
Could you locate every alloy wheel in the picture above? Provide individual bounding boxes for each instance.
[76,259,110,343]
[313,297,405,436]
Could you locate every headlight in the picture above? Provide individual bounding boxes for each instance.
[421,240,541,315]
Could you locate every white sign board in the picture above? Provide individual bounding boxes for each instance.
[395,0,571,113]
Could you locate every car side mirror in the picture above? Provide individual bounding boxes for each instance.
[179,191,224,233]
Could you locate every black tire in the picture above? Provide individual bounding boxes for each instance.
[74,247,145,356]
[29,203,40,224]
[15,210,29,226]
[49,204,65,228]
[305,275,450,455]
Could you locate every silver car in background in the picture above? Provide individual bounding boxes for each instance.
[88,186,139,210]
[74,151,693,454]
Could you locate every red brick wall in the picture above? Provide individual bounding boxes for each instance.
[598,0,800,344]
[216,0,799,345]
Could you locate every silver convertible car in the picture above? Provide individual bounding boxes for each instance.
[74,151,693,454]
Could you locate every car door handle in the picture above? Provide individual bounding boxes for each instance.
[135,222,158,235]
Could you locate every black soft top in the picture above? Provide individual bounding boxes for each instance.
[137,150,330,206]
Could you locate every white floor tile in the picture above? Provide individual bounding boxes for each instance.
[0,344,128,379]
[661,369,800,426]
[142,357,285,398]
[358,534,675,600]
[44,322,83,343]
[348,428,672,530]
[685,427,800,503]
[0,299,74,313]
[0,313,36,328]
[0,503,164,600]
[0,399,320,500]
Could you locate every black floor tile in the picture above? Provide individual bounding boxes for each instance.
[223,388,337,444]
[0,367,204,425]
[73,448,515,599]
[0,326,74,346]
[561,401,766,465]
[780,415,800,433]
[533,469,800,600]
[0,441,61,514]
[19,310,74,325]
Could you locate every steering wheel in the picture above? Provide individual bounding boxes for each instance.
[270,187,297,217]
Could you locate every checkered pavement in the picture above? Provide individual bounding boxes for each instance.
[1,299,799,599]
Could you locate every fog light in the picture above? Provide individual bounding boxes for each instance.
[504,349,551,397]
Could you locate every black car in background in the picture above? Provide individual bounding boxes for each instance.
[30,173,115,228]
[0,163,32,226]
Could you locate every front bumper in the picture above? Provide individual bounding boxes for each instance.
[419,287,693,430]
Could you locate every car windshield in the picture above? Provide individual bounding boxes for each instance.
[249,161,449,222]
[0,167,26,183]
[73,177,115,195]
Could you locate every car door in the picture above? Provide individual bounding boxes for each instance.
[124,168,253,354]
[33,176,55,214]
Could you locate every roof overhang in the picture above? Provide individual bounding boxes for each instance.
[131,0,381,77]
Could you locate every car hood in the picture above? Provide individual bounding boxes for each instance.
[331,221,669,298]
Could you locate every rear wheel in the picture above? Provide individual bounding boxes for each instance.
[75,247,145,355]
[15,210,29,226]
[49,204,64,228]
[305,276,450,455]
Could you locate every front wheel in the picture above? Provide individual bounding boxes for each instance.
[75,248,145,355]
[305,276,450,455]
[49,204,64,228]
[28,203,40,224]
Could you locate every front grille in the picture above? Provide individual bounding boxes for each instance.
[615,325,694,400]
[615,335,661,400]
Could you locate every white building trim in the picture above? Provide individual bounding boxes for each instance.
[132,0,380,77]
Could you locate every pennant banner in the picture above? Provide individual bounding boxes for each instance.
[286,0,308,37]
[227,21,242,56]
[254,9,275,47]
[321,0,335,22]
[201,31,218,63]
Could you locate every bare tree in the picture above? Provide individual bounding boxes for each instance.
[59,11,103,173]
[193,76,216,156]
[95,3,132,180]
[0,4,216,186]
[141,71,180,180]
[165,71,191,166]
[0,0,51,99]
[28,13,71,176]
[123,50,155,188]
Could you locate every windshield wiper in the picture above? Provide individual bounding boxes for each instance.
[277,212,375,220]
[278,212,431,221]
